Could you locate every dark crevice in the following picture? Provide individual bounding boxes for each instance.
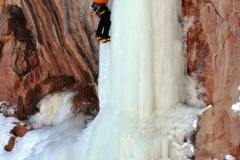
[45,0,79,76]
[24,0,43,44]
[65,43,93,82]
[214,32,232,57]
[211,2,225,20]
[83,20,99,69]
[76,44,94,73]
[61,0,95,78]
[6,5,38,77]
[64,0,72,34]
[42,0,63,46]
[7,5,28,41]
[36,0,63,75]
[68,25,95,75]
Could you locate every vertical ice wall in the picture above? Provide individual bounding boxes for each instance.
[76,0,187,160]
[100,0,184,118]
[150,0,185,113]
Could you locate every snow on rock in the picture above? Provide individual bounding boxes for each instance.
[0,101,15,117]
[226,154,236,160]
[239,86,240,101]
[29,113,45,129]
[232,102,240,112]
[231,88,240,113]
[186,74,206,107]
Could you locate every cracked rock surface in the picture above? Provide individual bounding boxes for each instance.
[184,0,240,159]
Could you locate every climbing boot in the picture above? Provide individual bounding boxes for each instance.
[101,36,111,43]
[95,36,102,41]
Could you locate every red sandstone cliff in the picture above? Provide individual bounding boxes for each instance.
[184,0,240,159]
[0,0,100,119]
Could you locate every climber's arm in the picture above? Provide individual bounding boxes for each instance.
[90,3,100,16]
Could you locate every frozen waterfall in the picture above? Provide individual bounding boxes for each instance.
[0,0,204,160]
[75,0,200,160]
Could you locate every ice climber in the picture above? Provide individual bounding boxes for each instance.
[91,0,111,43]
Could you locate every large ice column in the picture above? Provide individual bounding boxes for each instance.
[151,0,185,113]
[104,0,184,118]
[106,0,154,119]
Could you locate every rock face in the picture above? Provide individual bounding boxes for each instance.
[11,122,28,137]
[183,0,214,105]
[4,136,15,151]
[184,0,240,159]
[0,0,100,119]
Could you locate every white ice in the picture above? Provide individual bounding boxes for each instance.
[232,102,240,112]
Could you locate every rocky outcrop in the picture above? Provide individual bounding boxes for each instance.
[11,122,28,137]
[2,120,29,152]
[184,0,240,159]
[4,121,29,151]
[0,0,100,119]
[4,136,15,151]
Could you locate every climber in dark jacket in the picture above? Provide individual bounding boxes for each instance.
[91,2,111,43]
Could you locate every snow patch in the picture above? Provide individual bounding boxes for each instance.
[226,155,236,160]
[26,113,88,160]
[0,114,18,155]
[29,113,45,129]
[232,102,240,112]
[0,101,14,115]
[231,87,240,113]
[182,16,195,36]
[186,74,206,107]
[36,92,76,126]
[182,16,197,60]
